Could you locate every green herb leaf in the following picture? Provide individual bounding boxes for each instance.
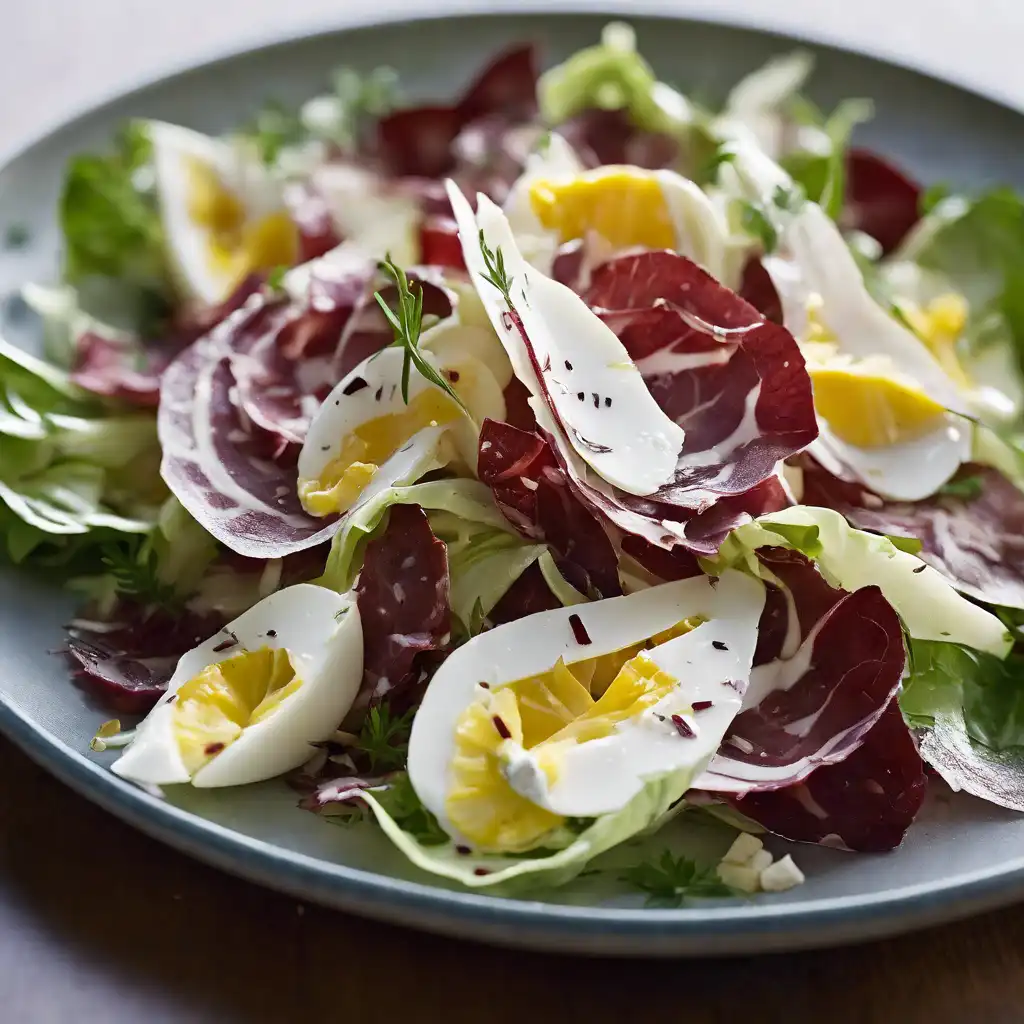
[355,704,415,773]
[477,231,515,307]
[100,536,180,608]
[329,66,400,150]
[241,99,306,165]
[371,772,449,846]
[619,850,737,907]
[60,121,173,329]
[265,265,289,293]
[885,534,924,555]
[920,183,952,217]
[737,200,779,254]
[375,258,470,415]
[938,474,984,500]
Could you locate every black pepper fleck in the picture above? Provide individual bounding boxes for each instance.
[912,564,927,574]
[446,369,461,383]
[455,845,471,856]
[266,629,278,638]
[604,397,612,407]
[374,385,384,401]
[478,681,490,689]
[576,391,585,401]
[712,640,729,651]
[473,867,491,877]
[342,376,368,396]
[565,360,573,371]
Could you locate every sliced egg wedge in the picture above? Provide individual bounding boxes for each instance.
[149,121,298,305]
[408,570,764,853]
[503,137,734,283]
[722,142,972,500]
[111,584,362,788]
[297,343,503,518]
[447,180,685,497]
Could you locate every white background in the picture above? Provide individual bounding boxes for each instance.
[4,0,1024,155]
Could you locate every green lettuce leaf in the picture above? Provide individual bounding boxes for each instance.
[539,22,693,136]
[901,640,1024,811]
[0,337,162,564]
[59,121,173,330]
[317,479,546,623]
[361,764,696,891]
[709,505,1011,656]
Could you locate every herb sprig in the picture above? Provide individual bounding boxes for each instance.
[619,851,738,907]
[375,258,469,414]
[372,772,449,845]
[100,538,179,608]
[938,474,984,500]
[478,231,515,308]
[355,704,415,773]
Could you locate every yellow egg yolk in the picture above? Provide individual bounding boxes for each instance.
[898,293,972,390]
[298,389,462,517]
[187,158,298,295]
[173,646,302,774]
[444,619,702,851]
[809,363,947,448]
[528,169,676,250]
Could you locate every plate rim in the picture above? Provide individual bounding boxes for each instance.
[4,1,1024,953]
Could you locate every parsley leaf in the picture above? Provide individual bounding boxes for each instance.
[619,850,737,907]
[355,704,414,773]
[375,257,469,414]
[938,474,984,500]
[372,772,449,845]
[330,66,400,150]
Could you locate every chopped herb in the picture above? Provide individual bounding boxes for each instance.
[478,232,515,308]
[772,184,805,213]
[886,534,924,555]
[355,704,415,773]
[375,257,469,414]
[4,223,29,249]
[938,475,984,500]
[372,772,448,845]
[737,200,779,254]
[619,851,738,907]
[698,144,737,183]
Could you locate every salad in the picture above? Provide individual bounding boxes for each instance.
[10,22,1024,900]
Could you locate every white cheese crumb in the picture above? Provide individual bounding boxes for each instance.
[722,832,764,865]
[717,862,761,893]
[748,849,774,873]
[760,854,805,892]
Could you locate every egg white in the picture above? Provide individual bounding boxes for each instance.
[149,120,290,306]
[724,142,972,500]
[111,584,363,788]
[408,570,764,839]
[297,342,503,513]
[502,136,736,285]
[448,180,686,498]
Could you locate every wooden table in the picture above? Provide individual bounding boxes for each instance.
[2,734,1023,1023]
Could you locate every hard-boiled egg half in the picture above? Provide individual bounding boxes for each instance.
[503,133,735,284]
[296,337,505,519]
[724,142,972,501]
[149,121,299,305]
[448,180,686,498]
[406,570,764,855]
[112,584,362,788]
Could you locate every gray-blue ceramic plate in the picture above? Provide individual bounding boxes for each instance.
[4,5,1024,958]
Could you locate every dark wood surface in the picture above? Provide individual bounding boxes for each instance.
[2,733,1023,1024]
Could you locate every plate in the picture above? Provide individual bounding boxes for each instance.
[3,6,1024,958]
